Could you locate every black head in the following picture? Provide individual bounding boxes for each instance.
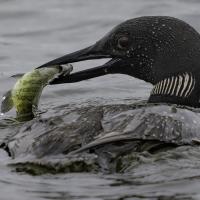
[39,16,200,107]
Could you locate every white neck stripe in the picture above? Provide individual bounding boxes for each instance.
[151,73,195,98]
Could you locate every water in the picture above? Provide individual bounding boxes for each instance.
[0,0,200,199]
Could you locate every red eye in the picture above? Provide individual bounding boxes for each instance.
[118,36,129,49]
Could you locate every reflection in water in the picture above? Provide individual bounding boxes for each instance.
[0,0,200,199]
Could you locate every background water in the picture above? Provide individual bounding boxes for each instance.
[1,0,200,199]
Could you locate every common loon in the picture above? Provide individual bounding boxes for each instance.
[4,16,200,171]
[39,16,200,108]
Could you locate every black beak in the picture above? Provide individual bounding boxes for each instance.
[38,44,129,84]
[38,45,111,68]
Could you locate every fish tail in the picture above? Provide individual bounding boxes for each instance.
[1,90,14,114]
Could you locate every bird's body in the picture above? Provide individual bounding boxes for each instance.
[3,16,200,166]
[34,16,200,153]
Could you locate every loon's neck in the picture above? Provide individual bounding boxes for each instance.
[148,72,200,107]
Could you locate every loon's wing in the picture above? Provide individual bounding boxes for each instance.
[70,131,142,154]
[11,73,24,79]
[71,105,200,154]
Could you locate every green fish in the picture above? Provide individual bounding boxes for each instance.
[1,65,73,121]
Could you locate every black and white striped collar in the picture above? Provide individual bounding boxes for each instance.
[148,72,200,107]
[151,72,195,98]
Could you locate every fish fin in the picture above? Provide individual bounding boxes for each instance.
[1,90,14,113]
[60,64,73,76]
[10,73,24,79]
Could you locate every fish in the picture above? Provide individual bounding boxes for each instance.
[1,64,73,121]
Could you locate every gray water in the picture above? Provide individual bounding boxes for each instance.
[1,0,200,199]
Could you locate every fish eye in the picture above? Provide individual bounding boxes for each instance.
[117,36,129,49]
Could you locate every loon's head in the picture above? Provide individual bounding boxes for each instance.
[39,16,200,107]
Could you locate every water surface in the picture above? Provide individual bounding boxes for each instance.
[1,0,200,199]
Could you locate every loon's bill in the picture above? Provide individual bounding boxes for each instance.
[39,16,200,108]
